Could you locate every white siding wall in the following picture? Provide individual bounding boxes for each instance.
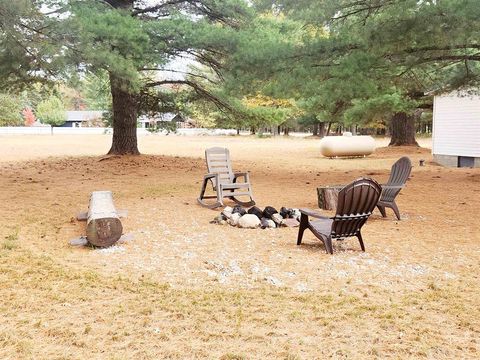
[432,94,480,157]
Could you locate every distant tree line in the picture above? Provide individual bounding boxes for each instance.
[0,1,478,152]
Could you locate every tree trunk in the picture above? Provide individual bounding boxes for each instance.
[108,73,140,155]
[313,123,319,136]
[326,122,332,136]
[271,125,278,136]
[317,186,342,210]
[389,112,418,146]
[318,122,325,138]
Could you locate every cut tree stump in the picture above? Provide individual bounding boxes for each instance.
[85,191,123,247]
[317,185,343,210]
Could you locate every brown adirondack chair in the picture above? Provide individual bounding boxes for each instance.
[297,178,382,254]
[376,156,412,220]
[197,147,255,209]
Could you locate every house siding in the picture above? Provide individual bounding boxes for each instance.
[432,94,480,159]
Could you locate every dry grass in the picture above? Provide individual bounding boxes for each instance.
[0,134,479,359]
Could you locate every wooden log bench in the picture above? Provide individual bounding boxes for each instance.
[78,191,123,247]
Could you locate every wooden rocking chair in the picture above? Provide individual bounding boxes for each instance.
[197,147,255,209]
[377,156,412,220]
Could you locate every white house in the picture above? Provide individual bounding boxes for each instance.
[61,111,106,128]
[432,92,480,167]
[138,112,195,129]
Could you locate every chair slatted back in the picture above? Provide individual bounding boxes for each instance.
[205,147,234,188]
[331,178,382,238]
[381,157,412,202]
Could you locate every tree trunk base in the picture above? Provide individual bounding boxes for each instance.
[317,185,343,210]
[389,112,419,146]
[107,145,140,155]
[108,72,140,155]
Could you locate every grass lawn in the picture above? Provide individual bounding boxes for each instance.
[0,135,478,359]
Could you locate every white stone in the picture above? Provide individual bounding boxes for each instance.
[238,214,261,228]
[266,219,276,228]
[271,213,283,226]
[222,206,233,219]
[291,208,301,221]
[227,212,241,226]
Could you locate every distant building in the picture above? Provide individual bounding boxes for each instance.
[60,111,106,128]
[138,112,196,129]
[432,92,480,167]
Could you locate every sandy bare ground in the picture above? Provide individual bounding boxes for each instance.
[0,134,479,359]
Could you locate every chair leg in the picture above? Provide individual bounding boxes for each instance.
[197,179,209,206]
[324,236,333,254]
[231,196,255,207]
[297,213,309,245]
[390,202,401,220]
[216,187,225,207]
[197,180,223,208]
[377,204,387,218]
[357,232,365,252]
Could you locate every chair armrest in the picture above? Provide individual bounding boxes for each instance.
[300,208,332,220]
[233,172,250,182]
[204,173,219,181]
[381,184,405,189]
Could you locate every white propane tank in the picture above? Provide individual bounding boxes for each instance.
[320,133,376,157]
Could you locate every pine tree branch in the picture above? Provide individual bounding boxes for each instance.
[140,68,219,84]
[402,44,480,53]
[145,79,233,112]
[132,0,186,16]
[416,54,480,63]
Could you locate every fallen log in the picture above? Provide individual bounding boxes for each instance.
[317,185,343,210]
[85,191,123,247]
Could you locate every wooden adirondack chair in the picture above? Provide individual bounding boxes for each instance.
[297,178,382,254]
[377,156,412,220]
[197,147,255,209]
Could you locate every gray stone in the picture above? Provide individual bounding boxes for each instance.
[238,214,261,228]
[76,211,88,221]
[228,212,241,226]
[69,236,88,246]
[260,217,269,229]
[211,214,225,224]
[260,218,276,229]
[232,205,247,216]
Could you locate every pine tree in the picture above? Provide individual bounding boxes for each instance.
[232,0,480,145]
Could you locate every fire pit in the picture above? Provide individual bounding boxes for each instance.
[211,205,301,229]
